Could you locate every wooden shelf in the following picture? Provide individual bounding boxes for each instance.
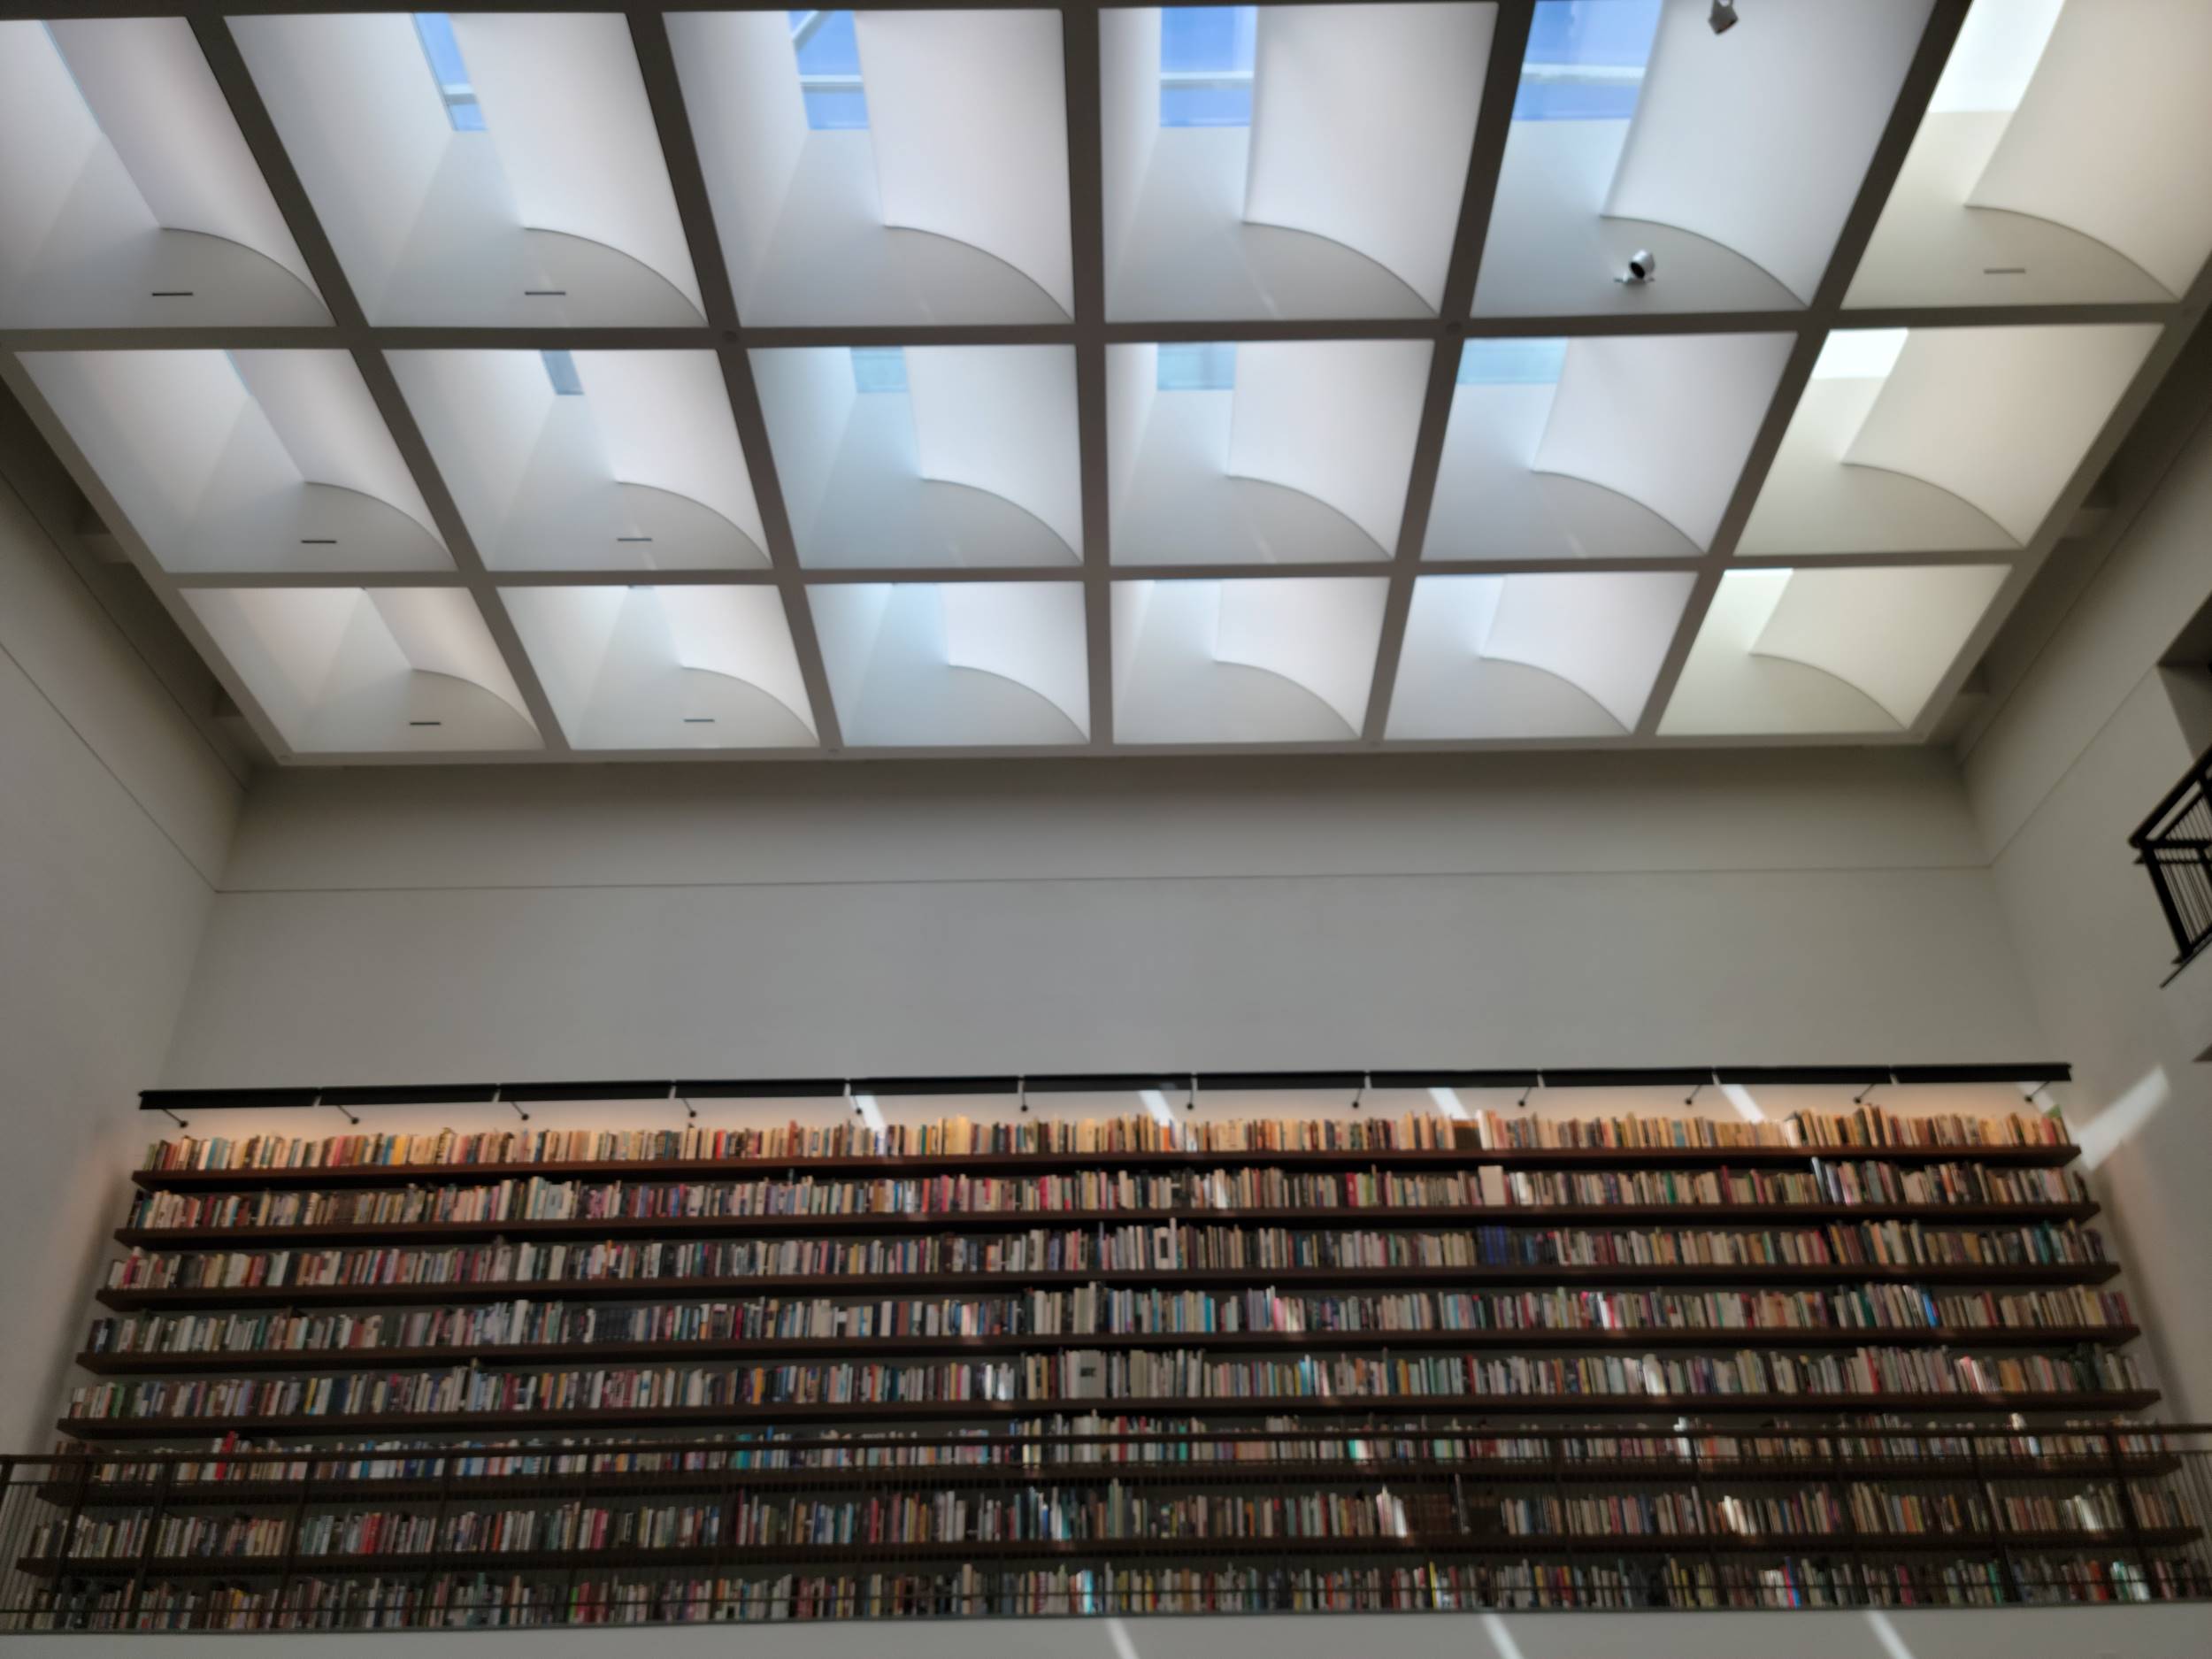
[95,1260,2123,1314]
[73,1324,2142,1378]
[56,1390,2163,1441]
[129,1143,2087,1194]
[22,1525,2199,1581]
[35,1453,2185,1511]
[111,1199,2101,1250]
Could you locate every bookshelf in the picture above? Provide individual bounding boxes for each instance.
[22,1106,2209,1627]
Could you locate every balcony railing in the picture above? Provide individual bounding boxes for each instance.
[2130,750,2212,971]
[1,1424,2208,1630]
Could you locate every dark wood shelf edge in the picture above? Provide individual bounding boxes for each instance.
[128,1144,2088,1193]
[73,1324,2145,1376]
[56,1391,2163,1440]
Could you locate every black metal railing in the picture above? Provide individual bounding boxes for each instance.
[2,1424,2208,1630]
[2131,749,2212,969]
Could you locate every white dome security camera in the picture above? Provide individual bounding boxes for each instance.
[1619,250,1657,285]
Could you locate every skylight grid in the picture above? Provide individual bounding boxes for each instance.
[1160,6,1256,127]
[791,9,869,130]
[7,1,2202,765]
[412,12,485,132]
[1512,0,1660,122]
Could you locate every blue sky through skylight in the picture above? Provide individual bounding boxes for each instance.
[1161,7,1256,128]
[791,11,869,130]
[541,350,584,396]
[850,347,908,394]
[1456,338,1569,385]
[1157,342,1236,392]
[413,13,485,132]
[1514,0,1662,122]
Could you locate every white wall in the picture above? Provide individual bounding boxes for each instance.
[166,745,2045,1085]
[1964,404,2212,1419]
[4,1602,2204,1658]
[0,468,240,1448]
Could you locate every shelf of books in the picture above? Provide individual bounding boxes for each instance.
[14,1107,2209,1629]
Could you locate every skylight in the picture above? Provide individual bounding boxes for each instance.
[412,13,485,132]
[849,346,907,394]
[1513,0,1661,122]
[1809,328,1909,380]
[1160,6,1256,128]
[790,10,868,130]
[540,349,584,396]
[1456,338,1568,384]
[1926,0,2063,114]
[1156,342,1236,391]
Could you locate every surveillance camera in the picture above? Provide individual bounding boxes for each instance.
[1619,250,1657,285]
[1709,0,1739,33]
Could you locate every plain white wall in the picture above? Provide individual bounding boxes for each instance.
[4,1604,2206,1659]
[0,469,239,1448]
[1964,406,2212,1418]
[165,743,2047,1085]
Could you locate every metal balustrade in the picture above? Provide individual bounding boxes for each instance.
[2131,749,2212,972]
[1,1423,2207,1630]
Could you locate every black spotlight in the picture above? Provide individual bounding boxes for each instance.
[1709,0,1739,34]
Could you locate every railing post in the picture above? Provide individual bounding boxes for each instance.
[46,1453,89,1631]
[714,1455,742,1625]
[2108,1428,2159,1601]
[1547,1434,1573,1610]
[2145,851,2193,959]
[272,1455,310,1632]
[120,1459,173,1633]
[1970,1432,2018,1605]
[557,1481,588,1627]
[1689,1434,1728,1610]
[1832,1433,1866,1609]
[415,1454,455,1631]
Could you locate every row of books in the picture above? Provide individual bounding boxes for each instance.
[138,1118,1471,1175]
[120,1159,2093,1235]
[102,1219,2112,1294]
[35,1486,1433,1563]
[18,1552,2201,1633]
[34,1479,2196,1567]
[65,1420,2176,1487]
[133,1109,2072,1177]
[127,1169,1483,1231]
[1492,1486,2187,1539]
[65,1344,2148,1425]
[1463,1110,2070,1153]
[82,1283,2136,1361]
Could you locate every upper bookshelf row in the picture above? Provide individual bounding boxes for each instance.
[132,1110,2081,1187]
[3,3,2208,333]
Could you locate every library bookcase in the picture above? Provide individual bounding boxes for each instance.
[12,1107,2208,1629]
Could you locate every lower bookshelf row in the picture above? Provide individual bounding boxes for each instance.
[13,1552,2207,1629]
[22,1528,2210,1583]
